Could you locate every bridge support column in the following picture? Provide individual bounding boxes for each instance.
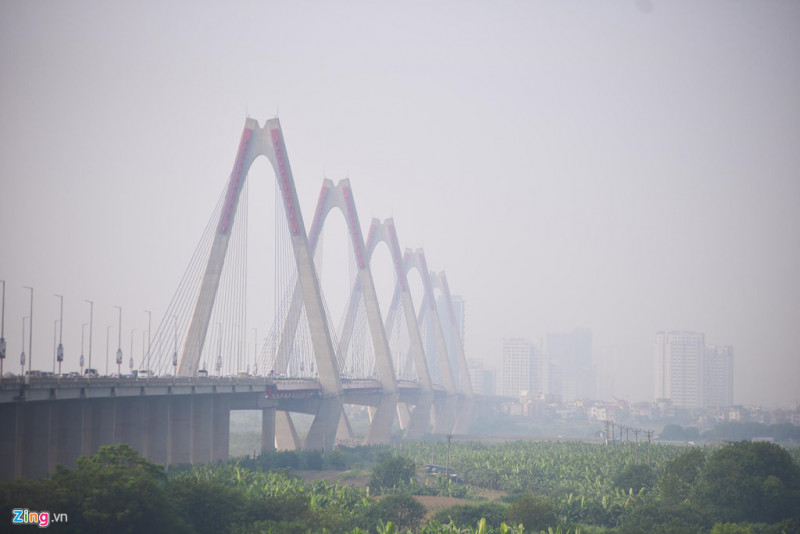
[275,411,299,450]
[404,393,433,439]
[55,400,84,470]
[396,402,411,431]
[363,394,398,445]
[146,397,170,466]
[21,401,53,479]
[432,395,457,435]
[452,397,474,435]
[87,398,117,454]
[303,396,342,453]
[211,395,230,462]
[170,396,193,465]
[337,410,354,441]
[116,397,146,456]
[261,408,276,452]
[192,396,213,464]
[0,403,23,480]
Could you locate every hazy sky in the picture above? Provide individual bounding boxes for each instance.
[1,1,798,407]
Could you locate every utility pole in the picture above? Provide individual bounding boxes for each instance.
[645,430,654,468]
[633,428,642,464]
[446,434,452,480]
[609,421,616,445]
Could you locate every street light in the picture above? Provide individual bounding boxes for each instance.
[144,310,151,376]
[52,319,59,374]
[172,315,178,376]
[55,294,63,378]
[23,286,33,376]
[129,328,135,377]
[21,316,28,375]
[252,328,257,377]
[80,323,87,376]
[1,280,6,380]
[106,325,111,376]
[114,306,122,376]
[85,300,93,372]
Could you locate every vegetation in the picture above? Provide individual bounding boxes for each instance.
[1,439,798,533]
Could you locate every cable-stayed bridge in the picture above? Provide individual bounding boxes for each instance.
[0,118,501,480]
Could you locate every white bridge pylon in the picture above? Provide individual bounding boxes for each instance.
[175,117,473,444]
[178,118,341,397]
[273,180,398,394]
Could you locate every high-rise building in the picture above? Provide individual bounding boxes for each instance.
[467,359,496,395]
[546,328,596,401]
[501,338,540,398]
[654,331,705,409]
[704,345,734,407]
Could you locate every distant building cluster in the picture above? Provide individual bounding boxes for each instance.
[503,395,800,431]
[498,329,595,402]
[654,331,734,409]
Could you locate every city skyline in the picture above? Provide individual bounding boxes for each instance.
[1,1,799,408]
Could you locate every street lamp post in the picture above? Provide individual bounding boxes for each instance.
[21,316,28,375]
[172,315,178,377]
[144,310,151,376]
[114,306,122,376]
[23,286,33,376]
[85,300,93,372]
[0,280,5,380]
[252,328,257,376]
[130,329,135,377]
[52,319,59,374]
[106,325,111,376]
[80,323,87,376]
[55,294,64,378]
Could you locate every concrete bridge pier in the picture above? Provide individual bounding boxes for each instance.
[274,410,300,450]
[146,397,170,465]
[452,396,474,435]
[55,400,84,469]
[210,395,230,462]
[303,395,342,453]
[362,393,398,445]
[115,397,146,456]
[337,410,355,441]
[404,393,433,439]
[261,407,276,453]
[432,394,458,435]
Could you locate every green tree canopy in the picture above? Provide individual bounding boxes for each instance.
[369,454,416,493]
[691,441,800,524]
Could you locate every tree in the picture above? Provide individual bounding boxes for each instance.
[432,502,507,529]
[613,463,656,493]
[691,441,800,524]
[369,454,416,493]
[168,476,246,534]
[52,443,190,534]
[504,494,557,532]
[658,447,705,506]
[368,494,426,532]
